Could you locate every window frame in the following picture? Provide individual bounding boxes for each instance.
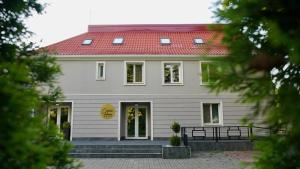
[161,61,184,85]
[160,37,171,45]
[124,61,146,85]
[199,61,216,85]
[193,38,204,45]
[113,37,124,45]
[96,61,106,80]
[200,101,223,126]
[82,39,93,45]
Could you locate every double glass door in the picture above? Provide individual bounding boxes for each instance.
[48,106,71,129]
[126,104,147,139]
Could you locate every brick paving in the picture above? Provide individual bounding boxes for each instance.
[80,151,253,169]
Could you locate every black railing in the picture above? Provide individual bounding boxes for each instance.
[181,126,286,146]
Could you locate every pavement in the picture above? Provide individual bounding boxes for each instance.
[80,151,254,169]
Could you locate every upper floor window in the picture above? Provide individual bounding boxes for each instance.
[202,102,223,125]
[194,38,204,45]
[200,62,217,85]
[160,38,171,45]
[162,61,183,85]
[124,61,145,85]
[96,61,105,80]
[82,39,93,45]
[113,37,124,45]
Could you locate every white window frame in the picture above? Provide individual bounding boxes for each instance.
[200,101,223,126]
[194,38,204,45]
[199,61,214,85]
[82,39,93,45]
[48,105,71,129]
[113,37,124,45]
[160,38,171,45]
[161,61,184,85]
[124,61,146,85]
[96,61,106,80]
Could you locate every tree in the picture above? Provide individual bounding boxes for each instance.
[212,0,300,168]
[0,0,80,168]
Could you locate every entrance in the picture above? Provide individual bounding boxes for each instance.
[48,103,72,140]
[125,104,148,139]
[49,105,71,129]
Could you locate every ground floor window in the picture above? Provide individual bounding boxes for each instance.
[202,102,223,125]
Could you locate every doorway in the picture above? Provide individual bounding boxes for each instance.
[120,102,152,140]
[125,104,148,139]
[48,103,72,140]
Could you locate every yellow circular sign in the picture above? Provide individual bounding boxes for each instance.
[100,104,116,119]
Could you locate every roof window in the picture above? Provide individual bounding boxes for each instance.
[82,39,93,45]
[113,37,124,45]
[194,38,204,45]
[160,38,171,45]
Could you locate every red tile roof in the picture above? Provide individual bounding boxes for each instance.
[45,24,227,56]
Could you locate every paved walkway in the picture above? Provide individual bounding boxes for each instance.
[80,151,253,169]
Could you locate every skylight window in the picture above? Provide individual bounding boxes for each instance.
[82,39,93,45]
[160,38,171,45]
[113,37,124,45]
[194,38,204,45]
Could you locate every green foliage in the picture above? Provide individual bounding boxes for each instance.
[212,0,300,168]
[0,0,79,168]
[62,122,71,129]
[169,122,181,146]
[170,121,181,134]
[169,135,181,146]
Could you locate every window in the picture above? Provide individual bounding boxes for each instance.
[96,62,105,80]
[162,61,183,85]
[82,39,93,45]
[113,37,124,45]
[194,38,204,45]
[160,38,171,45]
[202,103,222,125]
[200,62,217,85]
[125,61,145,85]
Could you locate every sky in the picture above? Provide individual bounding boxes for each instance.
[26,0,217,47]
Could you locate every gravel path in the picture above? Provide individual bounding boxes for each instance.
[80,151,253,169]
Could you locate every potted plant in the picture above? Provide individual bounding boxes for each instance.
[62,122,71,140]
[169,121,181,146]
[162,121,191,159]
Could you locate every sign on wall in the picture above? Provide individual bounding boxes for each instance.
[100,104,116,119]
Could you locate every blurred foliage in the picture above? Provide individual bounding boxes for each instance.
[0,0,81,168]
[169,122,181,146]
[169,135,181,146]
[212,0,300,168]
[170,121,181,134]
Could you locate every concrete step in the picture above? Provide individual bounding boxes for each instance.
[73,144,162,149]
[71,148,161,153]
[70,152,162,158]
[70,144,162,158]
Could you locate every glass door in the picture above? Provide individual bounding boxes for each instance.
[48,105,70,129]
[126,104,147,139]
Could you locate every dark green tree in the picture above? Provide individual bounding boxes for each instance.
[0,0,80,168]
[212,0,300,168]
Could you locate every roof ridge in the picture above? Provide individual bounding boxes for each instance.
[88,24,223,33]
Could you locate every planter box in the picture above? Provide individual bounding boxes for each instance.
[162,145,191,159]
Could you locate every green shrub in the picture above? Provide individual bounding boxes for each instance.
[171,121,180,133]
[169,135,181,146]
[62,122,71,129]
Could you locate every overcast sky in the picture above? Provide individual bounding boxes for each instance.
[26,0,217,47]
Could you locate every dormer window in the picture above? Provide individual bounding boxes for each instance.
[82,39,93,45]
[160,38,171,45]
[194,38,204,45]
[113,37,124,45]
